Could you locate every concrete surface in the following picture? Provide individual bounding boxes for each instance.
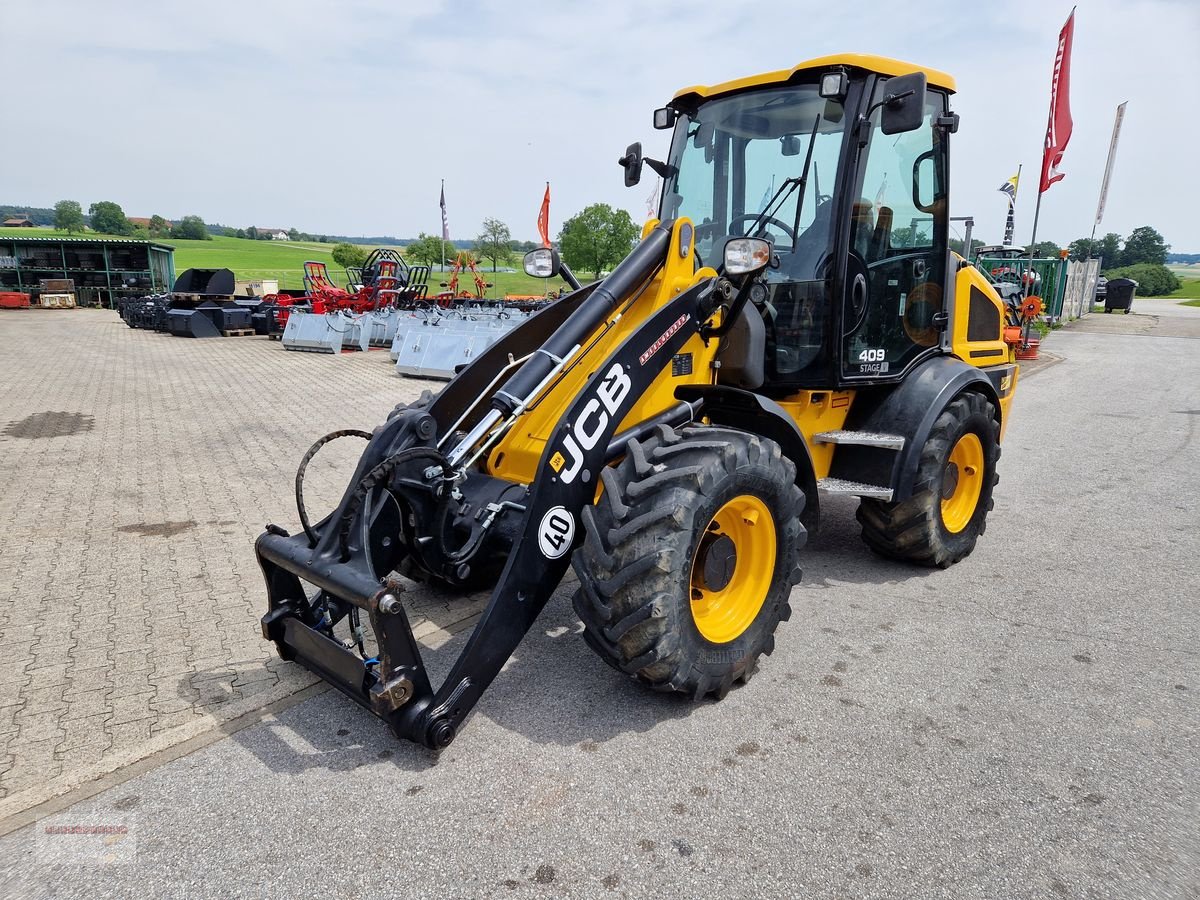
[0,308,1197,898]
[0,311,482,824]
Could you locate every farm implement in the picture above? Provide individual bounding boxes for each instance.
[281,250,431,353]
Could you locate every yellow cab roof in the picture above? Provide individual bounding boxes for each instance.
[672,54,956,103]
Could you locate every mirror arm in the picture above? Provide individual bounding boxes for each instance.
[644,157,677,180]
[559,261,582,291]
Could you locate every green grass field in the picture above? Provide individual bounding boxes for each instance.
[1168,278,1200,300]
[0,226,568,295]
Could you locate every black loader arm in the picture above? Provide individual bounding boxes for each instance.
[256,277,716,749]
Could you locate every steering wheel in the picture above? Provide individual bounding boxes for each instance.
[729,213,796,243]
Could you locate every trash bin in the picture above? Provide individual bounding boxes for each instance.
[1105,278,1137,313]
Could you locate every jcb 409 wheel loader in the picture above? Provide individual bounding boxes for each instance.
[256,54,1020,749]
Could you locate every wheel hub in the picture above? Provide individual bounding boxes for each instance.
[941,462,960,500]
[697,533,737,592]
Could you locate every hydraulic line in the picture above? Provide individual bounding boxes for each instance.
[295,429,373,546]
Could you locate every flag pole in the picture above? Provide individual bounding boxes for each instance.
[440,179,446,275]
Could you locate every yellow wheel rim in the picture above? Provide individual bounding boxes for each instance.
[689,495,776,644]
[940,432,985,534]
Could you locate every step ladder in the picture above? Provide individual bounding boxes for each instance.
[813,430,905,501]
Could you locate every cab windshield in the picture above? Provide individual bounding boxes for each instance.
[659,84,850,381]
[660,84,849,280]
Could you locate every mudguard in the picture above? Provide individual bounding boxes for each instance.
[674,384,820,533]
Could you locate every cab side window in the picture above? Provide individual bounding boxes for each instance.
[843,85,948,378]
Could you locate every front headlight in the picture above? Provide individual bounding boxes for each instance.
[723,237,772,276]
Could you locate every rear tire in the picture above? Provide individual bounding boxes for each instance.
[856,391,1000,568]
[572,424,806,699]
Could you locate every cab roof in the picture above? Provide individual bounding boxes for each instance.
[672,54,956,104]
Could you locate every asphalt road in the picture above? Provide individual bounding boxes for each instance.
[2,306,1197,899]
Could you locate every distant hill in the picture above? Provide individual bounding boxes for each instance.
[1167,253,1200,264]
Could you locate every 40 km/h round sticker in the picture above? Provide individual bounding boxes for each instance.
[538,507,575,559]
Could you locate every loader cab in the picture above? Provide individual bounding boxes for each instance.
[656,59,954,390]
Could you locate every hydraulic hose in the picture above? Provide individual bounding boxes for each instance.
[295,429,373,547]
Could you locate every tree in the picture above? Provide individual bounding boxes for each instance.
[1067,237,1099,261]
[88,200,132,236]
[170,215,211,240]
[53,200,85,233]
[235,228,247,239]
[147,214,170,237]
[331,242,367,269]
[559,203,639,280]
[1030,240,1062,259]
[1098,232,1123,267]
[1120,226,1169,267]
[475,217,512,272]
[949,237,985,258]
[405,232,455,269]
[246,226,259,241]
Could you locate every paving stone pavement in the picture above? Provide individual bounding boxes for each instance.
[0,309,479,823]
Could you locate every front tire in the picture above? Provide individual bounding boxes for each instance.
[856,391,1000,568]
[572,425,805,699]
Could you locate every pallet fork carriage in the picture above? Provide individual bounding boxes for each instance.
[256,54,1022,748]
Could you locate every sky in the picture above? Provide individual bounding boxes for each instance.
[3,0,1197,252]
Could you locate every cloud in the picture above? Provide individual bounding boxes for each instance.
[6,0,1197,250]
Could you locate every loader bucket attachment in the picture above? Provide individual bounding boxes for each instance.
[281,310,351,353]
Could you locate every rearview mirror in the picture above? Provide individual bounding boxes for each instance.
[880,71,927,135]
[618,142,643,187]
[524,247,561,279]
[780,135,801,156]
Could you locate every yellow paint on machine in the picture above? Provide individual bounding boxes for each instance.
[673,53,956,104]
[486,218,721,485]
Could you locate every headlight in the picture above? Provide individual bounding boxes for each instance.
[723,238,772,275]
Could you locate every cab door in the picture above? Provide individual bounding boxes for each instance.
[841,83,950,381]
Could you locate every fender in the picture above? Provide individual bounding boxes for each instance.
[834,355,1000,503]
[674,384,820,533]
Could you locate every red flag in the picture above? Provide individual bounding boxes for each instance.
[1039,9,1075,194]
[536,183,551,248]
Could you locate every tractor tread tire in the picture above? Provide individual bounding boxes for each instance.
[856,391,1000,568]
[573,424,806,699]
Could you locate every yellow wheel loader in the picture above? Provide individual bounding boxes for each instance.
[256,54,1019,748]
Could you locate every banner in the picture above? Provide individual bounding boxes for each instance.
[999,170,1020,246]
[1095,101,1127,226]
[1039,9,1075,193]
[537,183,551,248]
[998,172,1020,206]
[440,181,450,241]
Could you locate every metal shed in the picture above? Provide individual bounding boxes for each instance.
[0,236,175,308]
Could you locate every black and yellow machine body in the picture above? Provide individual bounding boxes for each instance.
[255,54,1019,749]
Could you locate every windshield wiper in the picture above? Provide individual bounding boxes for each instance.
[741,114,822,242]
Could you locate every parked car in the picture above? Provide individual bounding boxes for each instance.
[1094,275,1108,304]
